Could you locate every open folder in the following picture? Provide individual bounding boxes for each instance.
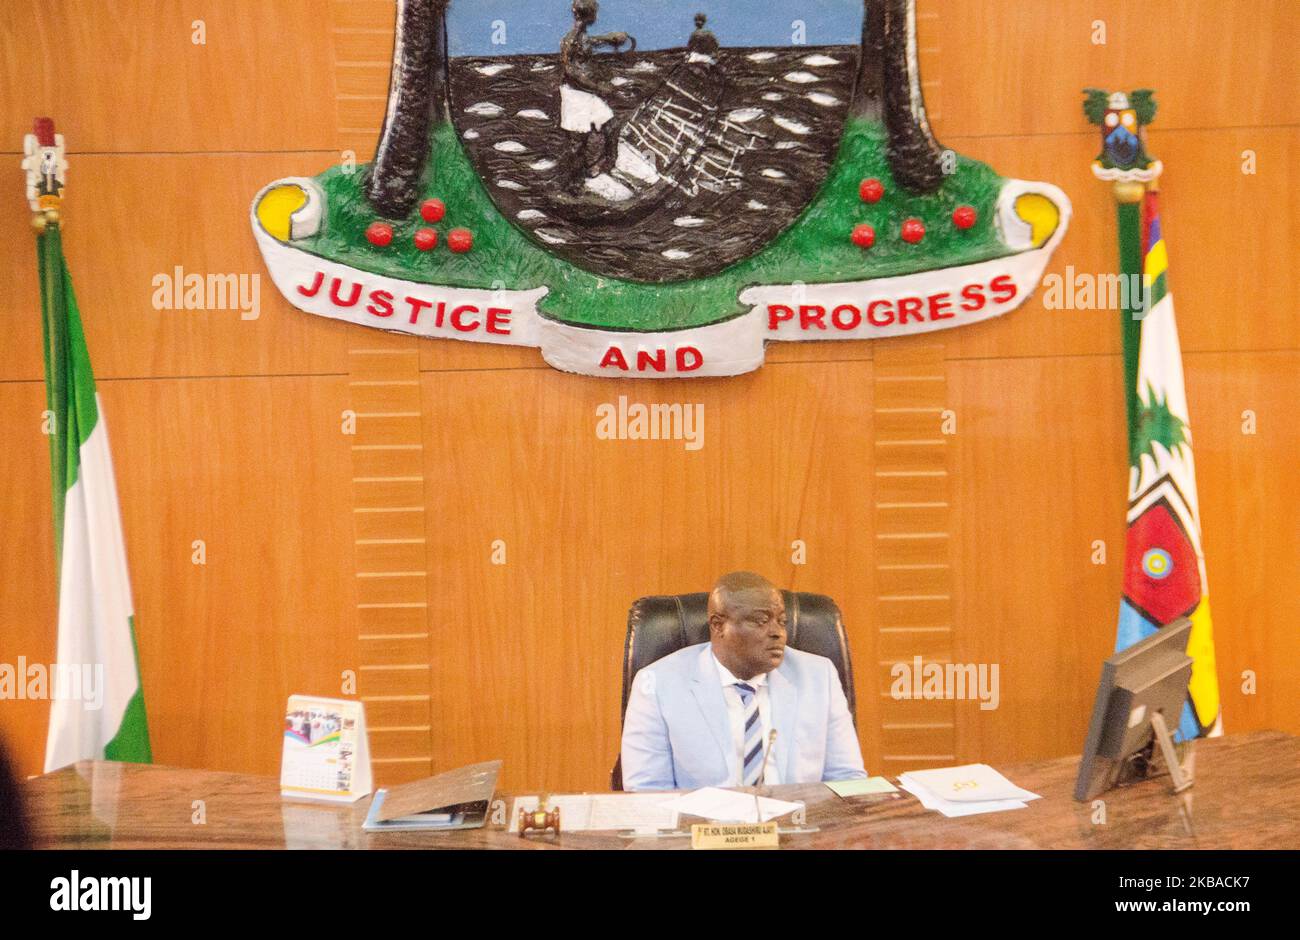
[362,760,501,831]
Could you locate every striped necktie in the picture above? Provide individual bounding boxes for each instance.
[735,682,764,785]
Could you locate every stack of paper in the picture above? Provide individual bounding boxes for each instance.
[898,764,1042,817]
[658,787,804,824]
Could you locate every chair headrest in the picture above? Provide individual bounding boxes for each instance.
[621,590,856,723]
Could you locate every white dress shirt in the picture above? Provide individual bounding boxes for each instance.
[713,653,780,785]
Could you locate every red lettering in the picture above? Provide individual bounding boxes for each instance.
[451,305,480,332]
[799,304,827,330]
[928,292,953,320]
[297,271,324,297]
[866,300,894,327]
[767,304,795,330]
[485,307,512,335]
[960,284,986,312]
[676,347,704,371]
[990,274,1018,305]
[366,290,394,318]
[405,296,433,325]
[897,296,925,324]
[433,301,447,328]
[329,278,362,307]
[599,346,629,370]
[831,304,862,330]
[637,348,667,372]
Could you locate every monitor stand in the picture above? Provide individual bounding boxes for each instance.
[1149,711,1195,794]
[1115,712,1196,794]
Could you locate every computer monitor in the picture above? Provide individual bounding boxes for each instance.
[1073,618,1194,802]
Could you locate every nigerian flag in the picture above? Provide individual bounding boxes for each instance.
[1113,189,1221,740]
[38,223,152,771]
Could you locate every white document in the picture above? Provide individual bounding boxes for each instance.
[898,777,1027,818]
[512,794,679,833]
[900,764,1042,803]
[659,787,804,824]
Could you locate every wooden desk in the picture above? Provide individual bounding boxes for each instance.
[23,731,1300,850]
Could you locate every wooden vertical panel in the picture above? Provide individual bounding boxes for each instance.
[1181,351,1300,735]
[0,382,59,768]
[348,346,434,785]
[0,0,339,153]
[924,0,1299,140]
[873,343,957,770]
[948,355,1129,763]
[329,0,397,163]
[116,376,358,777]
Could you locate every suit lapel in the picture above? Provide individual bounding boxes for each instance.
[769,664,798,781]
[690,645,737,782]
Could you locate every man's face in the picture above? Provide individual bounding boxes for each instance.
[712,587,787,679]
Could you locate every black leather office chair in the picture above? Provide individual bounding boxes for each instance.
[611,590,856,790]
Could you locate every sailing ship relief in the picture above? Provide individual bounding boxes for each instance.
[252,0,1072,377]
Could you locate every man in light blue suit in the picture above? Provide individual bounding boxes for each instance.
[621,572,867,791]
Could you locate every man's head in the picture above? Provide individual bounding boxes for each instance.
[707,571,787,680]
[574,0,598,26]
[695,12,707,28]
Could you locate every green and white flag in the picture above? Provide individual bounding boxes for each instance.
[37,223,152,771]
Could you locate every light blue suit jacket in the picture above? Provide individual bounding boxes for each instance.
[620,642,867,791]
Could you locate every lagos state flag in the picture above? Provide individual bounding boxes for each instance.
[1115,189,1221,740]
[38,223,152,771]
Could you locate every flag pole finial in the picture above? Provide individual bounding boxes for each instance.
[1082,88,1162,203]
[22,116,67,234]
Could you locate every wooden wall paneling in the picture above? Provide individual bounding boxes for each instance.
[948,354,1129,764]
[2,374,362,780]
[0,0,339,154]
[943,128,1299,363]
[421,363,877,791]
[348,345,435,786]
[872,343,957,771]
[923,0,1299,140]
[0,153,354,383]
[1182,350,1300,736]
[0,382,59,771]
[330,0,396,163]
[0,0,1294,785]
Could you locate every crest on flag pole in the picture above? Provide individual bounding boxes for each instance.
[253,1,1072,377]
[1083,88,1163,183]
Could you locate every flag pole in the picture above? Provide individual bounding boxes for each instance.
[24,118,73,567]
[1083,88,1223,741]
[1083,88,1162,467]
[25,118,154,769]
